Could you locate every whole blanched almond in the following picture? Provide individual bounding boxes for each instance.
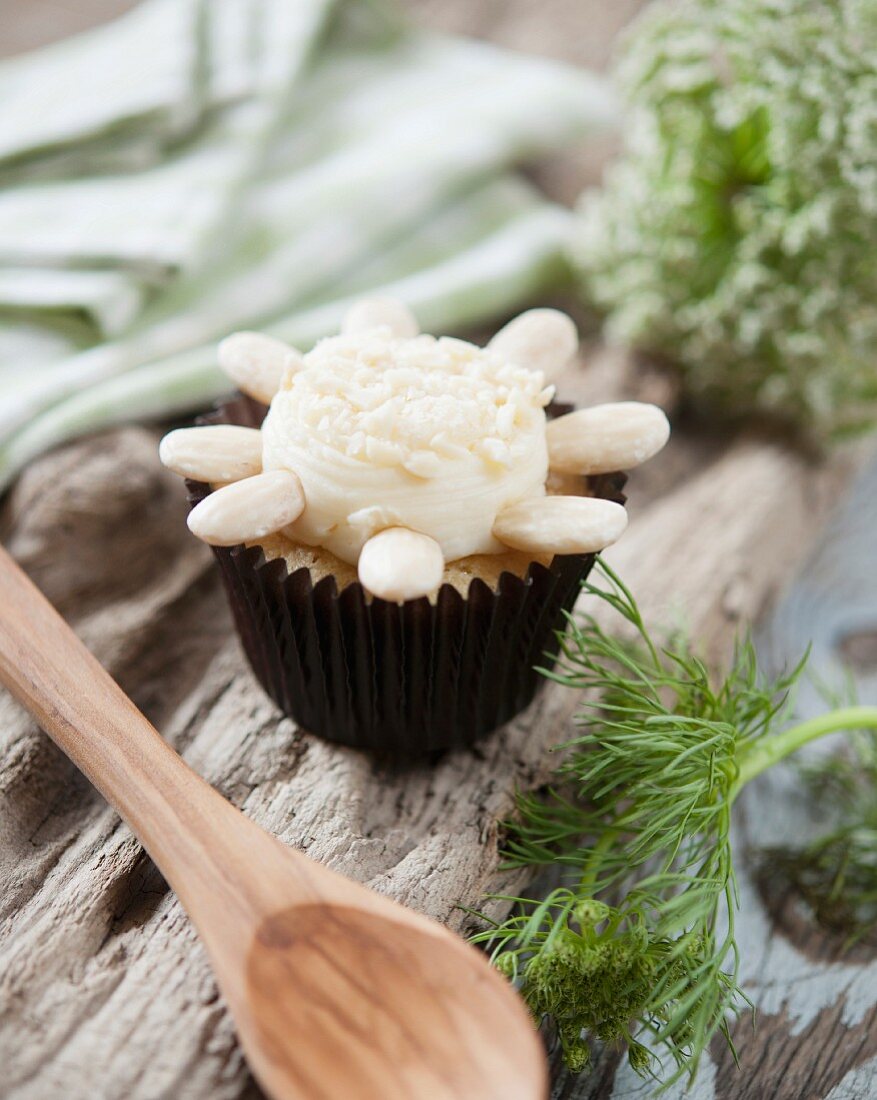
[187,470,305,547]
[547,402,670,475]
[159,425,263,483]
[493,495,628,554]
[357,527,444,602]
[218,332,303,404]
[342,297,419,339]
[489,309,578,382]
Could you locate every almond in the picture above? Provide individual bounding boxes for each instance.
[218,332,302,404]
[159,425,263,483]
[489,309,578,383]
[187,470,305,547]
[547,402,670,475]
[341,297,419,339]
[357,527,444,602]
[493,495,628,554]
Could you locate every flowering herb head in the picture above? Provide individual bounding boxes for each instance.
[574,0,877,438]
[471,561,877,1086]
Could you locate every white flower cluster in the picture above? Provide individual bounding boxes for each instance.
[574,0,877,438]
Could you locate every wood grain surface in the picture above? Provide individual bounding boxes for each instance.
[0,543,547,1100]
[2,3,876,1099]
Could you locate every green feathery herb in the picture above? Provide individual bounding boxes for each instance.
[472,561,877,1085]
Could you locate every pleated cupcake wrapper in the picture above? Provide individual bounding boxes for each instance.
[188,394,627,755]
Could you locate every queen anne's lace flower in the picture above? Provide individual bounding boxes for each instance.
[574,0,877,438]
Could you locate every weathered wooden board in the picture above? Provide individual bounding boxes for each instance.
[2,3,876,1100]
[0,344,864,1100]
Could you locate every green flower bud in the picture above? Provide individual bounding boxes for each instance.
[574,899,611,930]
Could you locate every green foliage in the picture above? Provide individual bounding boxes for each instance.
[475,887,739,1079]
[472,561,877,1086]
[573,0,877,438]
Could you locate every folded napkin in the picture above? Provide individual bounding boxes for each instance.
[0,0,616,490]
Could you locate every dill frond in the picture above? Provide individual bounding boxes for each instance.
[473,560,877,1087]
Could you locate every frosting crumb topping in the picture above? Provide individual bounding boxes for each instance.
[260,326,554,564]
[275,327,553,476]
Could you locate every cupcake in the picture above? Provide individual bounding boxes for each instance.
[159,299,669,754]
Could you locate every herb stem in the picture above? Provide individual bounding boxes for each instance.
[731,706,877,799]
[578,828,617,895]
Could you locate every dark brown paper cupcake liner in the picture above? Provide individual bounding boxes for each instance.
[187,394,626,755]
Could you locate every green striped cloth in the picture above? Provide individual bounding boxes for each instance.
[0,0,616,490]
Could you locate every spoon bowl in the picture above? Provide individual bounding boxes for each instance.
[243,903,544,1100]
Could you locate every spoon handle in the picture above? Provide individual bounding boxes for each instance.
[0,544,237,900]
[0,548,550,1100]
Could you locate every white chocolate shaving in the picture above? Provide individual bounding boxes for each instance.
[357,527,445,602]
[159,425,262,484]
[187,470,305,547]
[493,496,628,555]
[547,402,670,475]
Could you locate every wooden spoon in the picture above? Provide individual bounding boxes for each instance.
[0,545,547,1100]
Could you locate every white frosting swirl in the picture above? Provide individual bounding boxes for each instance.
[260,327,552,564]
